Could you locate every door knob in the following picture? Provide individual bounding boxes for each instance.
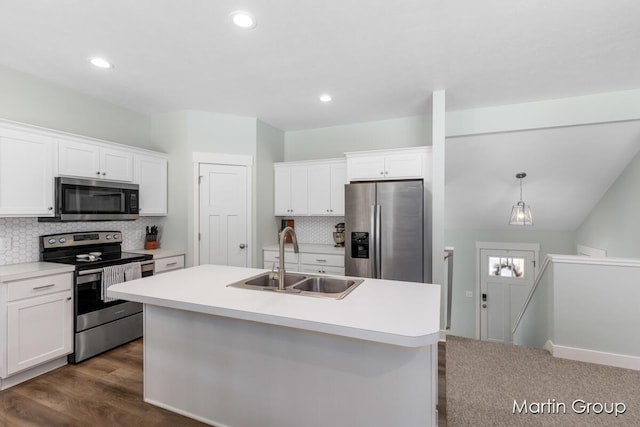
[482,304,487,308]
[239,243,246,249]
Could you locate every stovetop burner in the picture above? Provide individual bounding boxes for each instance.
[40,231,152,270]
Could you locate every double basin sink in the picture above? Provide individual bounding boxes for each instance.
[227,272,364,300]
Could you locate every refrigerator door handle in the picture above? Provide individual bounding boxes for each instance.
[375,204,382,278]
[370,204,377,278]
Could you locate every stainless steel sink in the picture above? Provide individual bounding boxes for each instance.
[292,277,363,299]
[227,272,363,299]
[244,272,307,288]
[231,272,307,290]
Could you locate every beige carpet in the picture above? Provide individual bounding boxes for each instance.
[446,336,640,426]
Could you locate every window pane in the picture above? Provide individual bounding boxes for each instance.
[489,256,525,278]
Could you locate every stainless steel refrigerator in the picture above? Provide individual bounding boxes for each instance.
[345,180,429,282]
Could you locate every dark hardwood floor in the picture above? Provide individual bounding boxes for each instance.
[0,340,204,426]
[1,339,448,426]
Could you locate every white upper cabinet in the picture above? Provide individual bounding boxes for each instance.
[346,147,430,181]
[307,161,346,216]
[0,127,55,217]
[134,153,168,216]
[58,138,133,182]
[274,165,308,216]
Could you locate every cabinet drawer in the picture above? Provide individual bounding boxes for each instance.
[264,250,299,264]
[263,262,298,272]
[299,264,345,276]
[7,273,72,302]
[154,255,185,273]
[300,253,344,267]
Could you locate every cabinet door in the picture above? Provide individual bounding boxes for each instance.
[6,292,73,375]
[0,129,54,216]
[347,156,385,180]
[329,163,346,215]
[307,164,331,215]
[274,167,292,215]
[384,153,424,179]
[100,147,133,182]
[134,154,167,215]
[58,139,101,179]
[289,166,308,215]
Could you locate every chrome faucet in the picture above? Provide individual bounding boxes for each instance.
[278,226,299,291]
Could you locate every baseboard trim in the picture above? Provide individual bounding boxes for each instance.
[546,340,640,371]
[0,356,67,390]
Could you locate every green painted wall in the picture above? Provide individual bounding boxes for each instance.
[0,64,152,149]
[575,147,640,258]
[445,229,575,339]
[284,115,431,161]
[256,120,285,266]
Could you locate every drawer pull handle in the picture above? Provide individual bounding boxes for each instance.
[274,256,280,259]
[33,284,55,290]
[165,262,178,267]
[66,297,72,301]
[315,259,327,262]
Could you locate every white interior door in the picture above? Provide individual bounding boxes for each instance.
[480,248,535,343]
[199,164,248,267]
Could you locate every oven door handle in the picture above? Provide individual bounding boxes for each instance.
[77,260,154,276]
[78,268,104,276]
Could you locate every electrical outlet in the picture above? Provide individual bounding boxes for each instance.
[465,291,473,298]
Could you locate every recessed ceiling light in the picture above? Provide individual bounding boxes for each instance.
[230,10,256,29]
[89,57,113,69]
[319,94,332,103]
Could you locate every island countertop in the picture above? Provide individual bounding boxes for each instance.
[108,264,441,348]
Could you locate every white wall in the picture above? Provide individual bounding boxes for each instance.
[514,256,640,369]
[0,64,153,149]
[445,229,575,338]
[284,115,432,161]
[575,148,640,258]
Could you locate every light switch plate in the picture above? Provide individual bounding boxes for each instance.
[465,291,473,298]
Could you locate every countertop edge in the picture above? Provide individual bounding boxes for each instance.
[127,248,186,258]
[0,262,75,282]
[108,289,440,348]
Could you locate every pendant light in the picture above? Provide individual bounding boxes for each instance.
[509,172,533,225]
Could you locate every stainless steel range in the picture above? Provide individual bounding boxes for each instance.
[39,231,154,363]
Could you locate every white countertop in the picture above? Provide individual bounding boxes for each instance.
[0,262,75,282]
[127,248,186,259]
[108,264,440,348]
[263,243,344,255]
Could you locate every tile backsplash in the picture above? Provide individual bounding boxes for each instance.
[0,217,167,266]
[288,216,345,245]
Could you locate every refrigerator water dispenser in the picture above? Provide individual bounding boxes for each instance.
[351,232,369,258]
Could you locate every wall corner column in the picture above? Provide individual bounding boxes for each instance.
[431,90,446,329]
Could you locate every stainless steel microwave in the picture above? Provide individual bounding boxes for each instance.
[39,177,140,222]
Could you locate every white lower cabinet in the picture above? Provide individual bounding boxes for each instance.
[299,252,345,275]
[263,249,344,275]
[2,272,73,377]
[154,255,185,274]
[263,250,299,272]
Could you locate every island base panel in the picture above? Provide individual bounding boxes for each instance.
[143,305,436,427]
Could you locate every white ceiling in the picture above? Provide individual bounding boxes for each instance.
[1,1,640,130]
[445,121,640,230]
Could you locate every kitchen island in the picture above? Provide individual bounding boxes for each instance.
[108,264,441,427]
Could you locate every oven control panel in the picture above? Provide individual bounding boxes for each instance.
[41,231,123,249]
